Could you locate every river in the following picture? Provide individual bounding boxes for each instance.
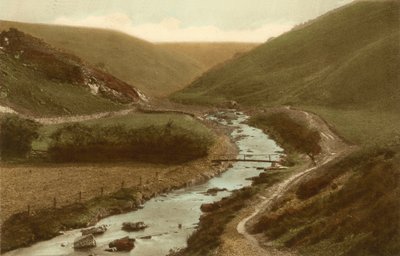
[5,111,281,256]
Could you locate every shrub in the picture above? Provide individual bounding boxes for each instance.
[249,112,321,163]
[0,115,41,159]
[48,122,215,163]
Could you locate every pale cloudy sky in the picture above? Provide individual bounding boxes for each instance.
[0,0,353,42]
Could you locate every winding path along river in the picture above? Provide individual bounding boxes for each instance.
[5,111,282,256]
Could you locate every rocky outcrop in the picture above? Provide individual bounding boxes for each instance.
[108,236,135,252]
[0,28,143,104]
[81,225,107,236]
[73,234,96,249]
[122,221,148,232]
[205,187,227,196]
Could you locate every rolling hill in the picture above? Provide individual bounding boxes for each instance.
[0,21,257,97]
[158,42,257,70]
[172,1,400,111]
[0,21,203,97]
[0,28,143,117]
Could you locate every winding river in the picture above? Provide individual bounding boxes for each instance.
[5,111,281,256]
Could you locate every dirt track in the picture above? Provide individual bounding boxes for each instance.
[217,107,352,256]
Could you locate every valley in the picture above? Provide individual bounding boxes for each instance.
[0,1,399,256]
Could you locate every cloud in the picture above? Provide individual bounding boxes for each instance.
[53,13,294,42]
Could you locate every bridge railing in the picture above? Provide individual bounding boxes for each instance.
[213,153,281,162]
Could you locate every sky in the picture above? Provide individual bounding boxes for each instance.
[0,0,353,42]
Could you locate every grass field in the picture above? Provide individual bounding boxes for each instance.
[32,112,211,151]
[301,106,400,147]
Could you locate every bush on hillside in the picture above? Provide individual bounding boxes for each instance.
[0,115,41,159]
[48,122,214,163]
[250,112,321,163]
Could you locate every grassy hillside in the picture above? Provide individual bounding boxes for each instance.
[158,42,257,70]
[250,145,399,256]
[0,28,147,117]
[172,1,400,111]
[0,21,204,97]
[0,53,124,116]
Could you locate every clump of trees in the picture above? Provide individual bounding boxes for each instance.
[0,115,41,159]
[48,121,215,163]
[250,112,321,164]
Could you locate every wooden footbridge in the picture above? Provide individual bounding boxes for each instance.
[212,153,281,163]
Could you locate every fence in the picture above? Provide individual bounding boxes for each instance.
[2,170,163,222]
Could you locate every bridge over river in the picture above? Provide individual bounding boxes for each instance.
[212,153,281,163]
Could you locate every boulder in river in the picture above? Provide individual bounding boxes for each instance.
[81,225,107,236]
[205,187,227,196]
[73,234,96,249]
[108,236,135,251]
[122,221,148,232]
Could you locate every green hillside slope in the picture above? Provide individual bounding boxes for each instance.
[158,42,257,70]
[0,29,143,117]
[172,1,400,110]
[0,21,203,97]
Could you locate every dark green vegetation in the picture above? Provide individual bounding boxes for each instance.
[249,112,321,163]
[32,112,210,151]
[252,146,400,256]
[48,121,214,163]
[0,115,41,159]
[1,187,143,253]
[172,1,400,111]
[0,28,141,116]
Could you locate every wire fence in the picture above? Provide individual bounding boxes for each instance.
[8,171,163,219]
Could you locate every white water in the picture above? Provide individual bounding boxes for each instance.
[5,111,282,256]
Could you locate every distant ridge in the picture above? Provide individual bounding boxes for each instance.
[0,21,257,97]
[158,42,257,70]
[0,20,203,97]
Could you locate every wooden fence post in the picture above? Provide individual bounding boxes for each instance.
[53,197,57,209]
[79,191,82,202]
[121,181,125,188]
[139,176,142,186]
[27,204,30,215]
[101,187,104,196]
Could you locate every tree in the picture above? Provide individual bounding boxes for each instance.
[0,115,41,159]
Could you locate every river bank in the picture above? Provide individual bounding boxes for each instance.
[2,110,283,256]
[172,106,352,256]
[0,125,236,253]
